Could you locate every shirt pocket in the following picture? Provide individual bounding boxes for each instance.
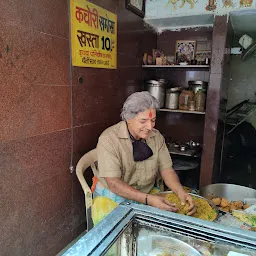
[138,158,158,186]
[146,155,158,171]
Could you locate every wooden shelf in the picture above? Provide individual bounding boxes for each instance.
[142,65,210,68]
[159,109,205,115]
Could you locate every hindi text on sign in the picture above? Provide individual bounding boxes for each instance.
[75,5,99,29]
[99,15,115,34]
[77,30,99,48]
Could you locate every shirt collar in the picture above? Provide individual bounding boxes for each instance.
[118,121,156,139]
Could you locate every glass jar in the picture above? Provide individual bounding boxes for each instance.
[188,100,195,111]
[195,89,206,112]
[179,90,194,110]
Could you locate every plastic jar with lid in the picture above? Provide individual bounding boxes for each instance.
[195,89,206,112]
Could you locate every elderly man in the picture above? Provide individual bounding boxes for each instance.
[93,91,195,215]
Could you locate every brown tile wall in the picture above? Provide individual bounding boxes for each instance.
[155,29,212,143]
[0,0,156,255]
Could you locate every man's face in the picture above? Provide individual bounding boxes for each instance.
[127,108,156,140]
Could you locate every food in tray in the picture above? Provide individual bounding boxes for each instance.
[220,197,229,208]
[211,197,221,206]
[232,210,256,227]
[165,193,217,221]
[154,251,183,256]
[208,196,251,213]
[148,248,190,256]
[153,252,185,256]
[158,253,185,256]
[182,186,193,193]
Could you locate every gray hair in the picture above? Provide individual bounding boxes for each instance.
[121,91,160,121]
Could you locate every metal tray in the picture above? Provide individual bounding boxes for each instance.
[157,191,219,221]
[200,183,256,201]
[200,183,256,214]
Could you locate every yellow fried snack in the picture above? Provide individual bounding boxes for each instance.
[165,193,217,221]
[209,197,251,213]
[222,206,230,212]
[243,204,250,210]
[212,197,221,206]
[230,202,238,212]
[234,201,243,209]
[220,198,230,208]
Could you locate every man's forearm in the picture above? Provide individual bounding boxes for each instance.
[105,177,147,204]
[161,168,185,195]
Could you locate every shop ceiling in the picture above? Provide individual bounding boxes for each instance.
[230,10,256,37]
[144,2,256,37]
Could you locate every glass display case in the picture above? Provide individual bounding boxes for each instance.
[63,202,256,256]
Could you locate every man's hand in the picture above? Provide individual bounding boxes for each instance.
[177,191,196,216]
[147,194,178,212]
[160,168,196,216]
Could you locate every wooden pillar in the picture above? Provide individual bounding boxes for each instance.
[200,15,232,187]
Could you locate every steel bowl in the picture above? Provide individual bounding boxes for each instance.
[145,235,202,256]
[200,183,256,201]
[157,191,219,221]
[179,145,188,152]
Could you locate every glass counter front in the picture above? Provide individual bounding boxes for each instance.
[63,202,256,256]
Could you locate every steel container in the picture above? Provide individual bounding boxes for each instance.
[200,183,256,201]
[188,80,208,94]
[165,87,181,109]
[146,80,165,108]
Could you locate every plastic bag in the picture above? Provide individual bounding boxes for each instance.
[92,196,118,226]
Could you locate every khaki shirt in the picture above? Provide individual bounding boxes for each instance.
[95,121,172,193]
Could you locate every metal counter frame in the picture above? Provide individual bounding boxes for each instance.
[62,202,256,256]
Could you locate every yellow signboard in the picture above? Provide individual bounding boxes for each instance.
[70,0,117,69]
